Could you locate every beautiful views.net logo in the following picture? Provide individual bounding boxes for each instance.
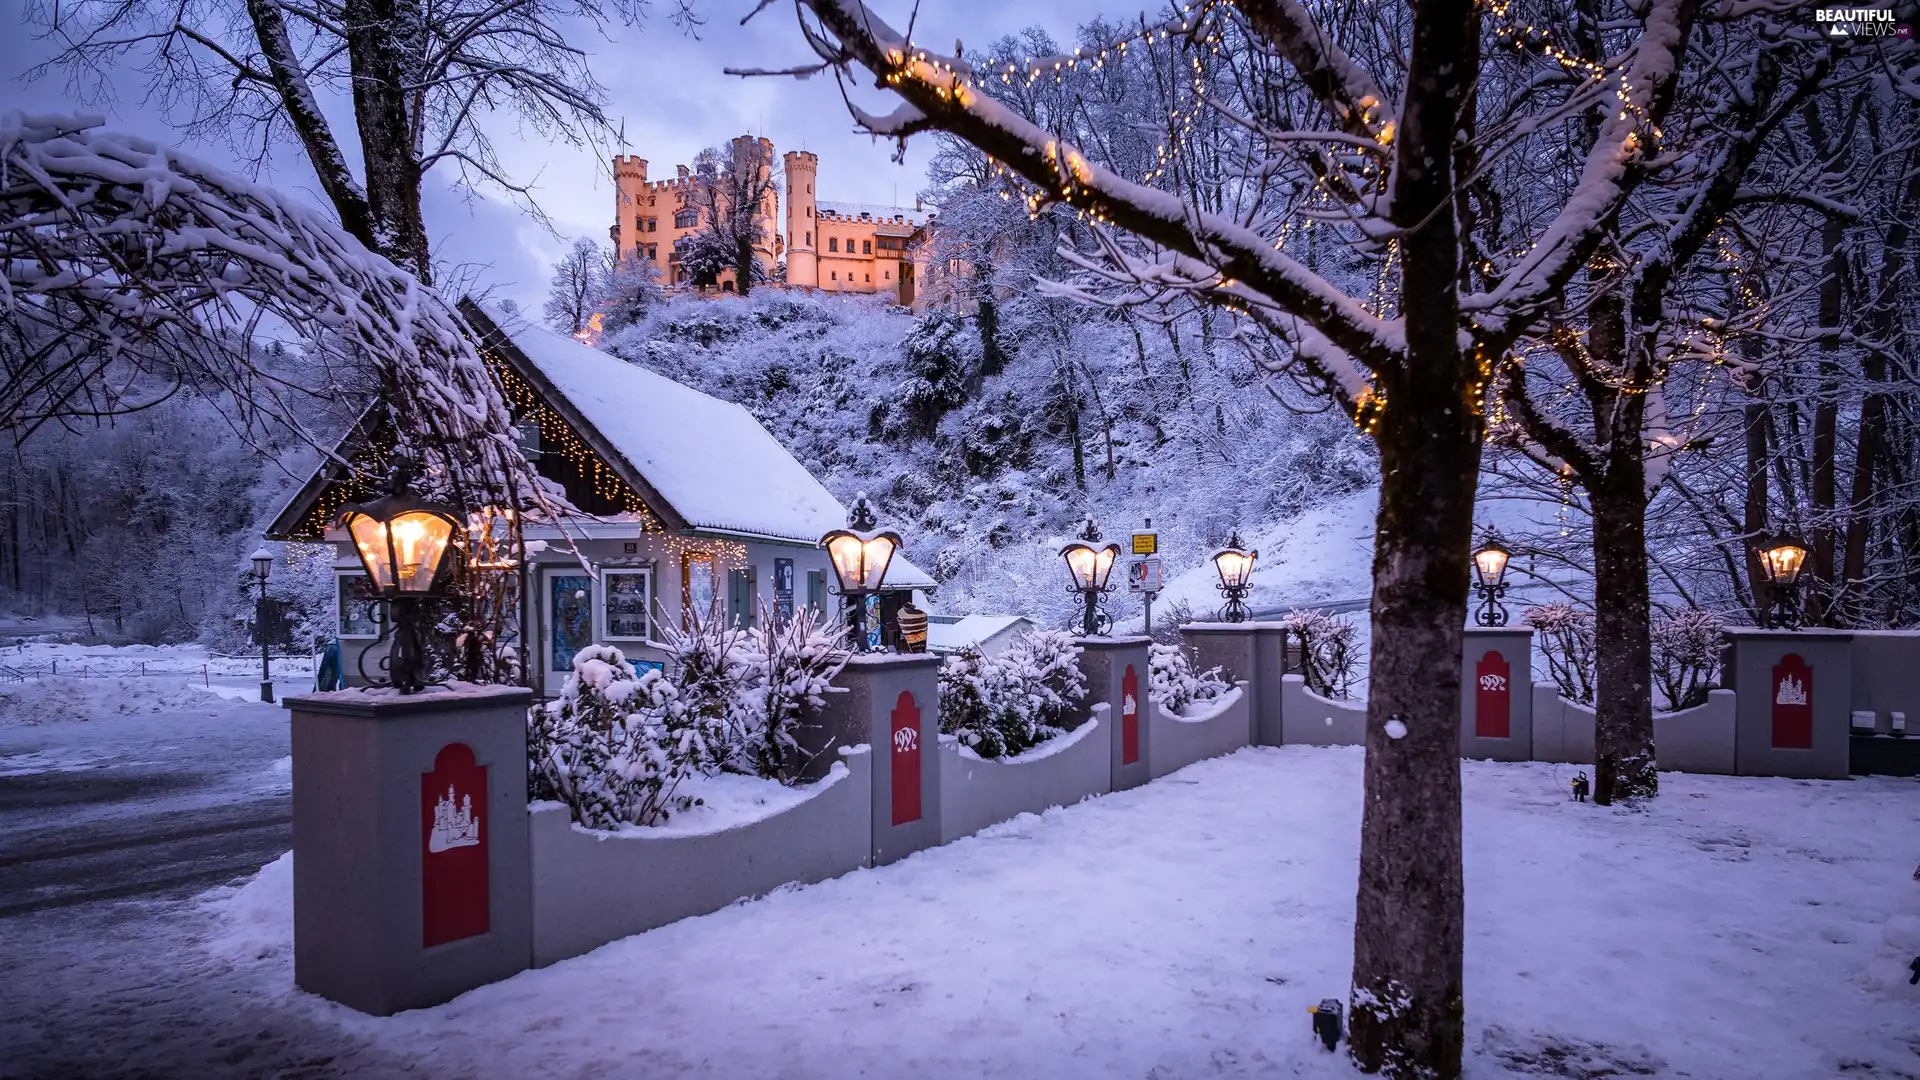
[1814,7,1912,37]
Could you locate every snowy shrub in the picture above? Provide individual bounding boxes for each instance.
[897,311,976,436]
[1149,643,1229,713]
[1651,608,1725,711]
[1277,609,1361,699]
[527,645,705,829]
[658,603,750,777]
[1523,604,1597,704]
[1148,598,1197,645]
[938,631,1087,758]
[731,603,851,782]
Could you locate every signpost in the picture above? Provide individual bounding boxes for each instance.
[1129,518,1161,634]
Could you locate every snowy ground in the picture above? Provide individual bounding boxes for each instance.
[4,745,1916,1079]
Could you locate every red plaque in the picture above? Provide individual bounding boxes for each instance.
[1475,651,1512,738]
[1771,653,1813,750]
[1122,665,1140,765]
[421,742,489,948]
[890,691,921,826]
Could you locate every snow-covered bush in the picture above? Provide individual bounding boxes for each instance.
[938,631,1087,758]
[1523,604,1597,704]
[528,645,707,828]
[1651,608,1725,710]
[659,603,750,776]
[1277,609,1361,699]
[732,604,851,781]
[1149,643,1229,713]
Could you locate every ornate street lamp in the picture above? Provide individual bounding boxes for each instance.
[250,548,274,703]
[1471,529,1513,627]
[819,493,901,652]
[1060,519,1120,637]
[1212,530,1258,623]
[340,476,461,693]
[1755,532,1809,630]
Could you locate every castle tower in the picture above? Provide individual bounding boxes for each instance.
[732,135,781,274]
[612,155,649,259]
[783,150,818,288]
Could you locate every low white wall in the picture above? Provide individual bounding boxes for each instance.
[938,710,1113,844]
[1532,685,1736,774]
[1653,689,1737,774]
[1279,674,1366,746]
[1149,683,1252,779]
[528,746,874,968]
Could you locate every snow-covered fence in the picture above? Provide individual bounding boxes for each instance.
[1150,684,1253,779]
[527,747,873,968]
[938,709,1112,844]
[1279,674,1368,746]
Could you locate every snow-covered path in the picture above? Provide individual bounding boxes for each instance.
[5,747,1918,1079]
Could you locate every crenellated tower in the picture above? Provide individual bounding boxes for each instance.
[783,150,818,288]
[612,154,649,258]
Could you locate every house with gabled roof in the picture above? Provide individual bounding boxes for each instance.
[267,300,933,695]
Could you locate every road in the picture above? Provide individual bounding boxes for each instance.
[0,698,292,916]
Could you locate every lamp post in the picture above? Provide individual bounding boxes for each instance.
[340,475,462,693]
[1212,530,1258,623]
[251,548,274,703]
[819,493,901,653]
[1755,532,1809,630]
[1471,530,1512,627]
[1060,519,1121,637]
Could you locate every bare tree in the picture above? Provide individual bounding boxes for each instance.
[684,138,779,294]
[25,0,668,283]
[747,0,1702,1071]
[546,237,605,336]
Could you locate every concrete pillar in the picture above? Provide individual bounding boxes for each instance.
[1181,623,1289,746]
[1460,628,1534,761]
[806,654,941,866]
[1077,636,1153,790]
[1724,628,1853,778]
[284,685,534,1016]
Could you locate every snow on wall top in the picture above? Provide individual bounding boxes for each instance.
[926,615,1033,653]
[476,303,847,544]
[815,200,932,227]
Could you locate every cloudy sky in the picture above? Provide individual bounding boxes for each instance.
[3,0,1114,311]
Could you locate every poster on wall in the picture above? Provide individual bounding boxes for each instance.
[774,558,795,623]
[864,594,883,651]
[686,557,717,622]
[605,570,650,640]
[550,575,593,671]
[338,574,381,637]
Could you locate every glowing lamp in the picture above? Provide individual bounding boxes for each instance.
[819,493,902,651]
[1060,519,1121,636]
[1470,528,1513,627]
[1212,531,1257,622]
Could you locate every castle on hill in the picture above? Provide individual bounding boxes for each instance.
[611,135,936,306]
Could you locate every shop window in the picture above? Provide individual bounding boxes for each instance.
[727,568,757,629]
[806,570,827,614]
[602,568,653,642]
[337,572,380,638]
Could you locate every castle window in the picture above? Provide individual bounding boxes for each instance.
[831,271,837,280]
[865,273,871,283]
[647,218,658,232]
[646,244,657,260]
[807,183,812,193]
[863,240,872,254]
[675,210,698,229]
[828,238,838,252]
[885,270,891,279]
[806,205,812,217]
[805,231,811,246]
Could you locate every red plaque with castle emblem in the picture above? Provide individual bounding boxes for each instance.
[890,691,921,826]
[1122,665,1140,765]
[1771,653,1813,750]
[1475,651,1512,738]
[422,742,489,948]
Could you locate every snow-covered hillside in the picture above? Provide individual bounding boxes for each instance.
[602,290,1379,629]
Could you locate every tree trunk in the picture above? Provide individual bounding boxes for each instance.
[736,234,756,296]
[343,0,432,282]
[1743,395,1771,617]
[1348,0,1478,1072]
[1351,405,1477,1078]
[1588,476,1659,803]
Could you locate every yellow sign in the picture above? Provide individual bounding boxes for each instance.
[1131,532,1157,556]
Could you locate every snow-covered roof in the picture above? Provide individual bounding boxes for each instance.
[816,200,931,227]
[880,554,937,591]
[926,614,1034,654]
[472,303,847,544]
